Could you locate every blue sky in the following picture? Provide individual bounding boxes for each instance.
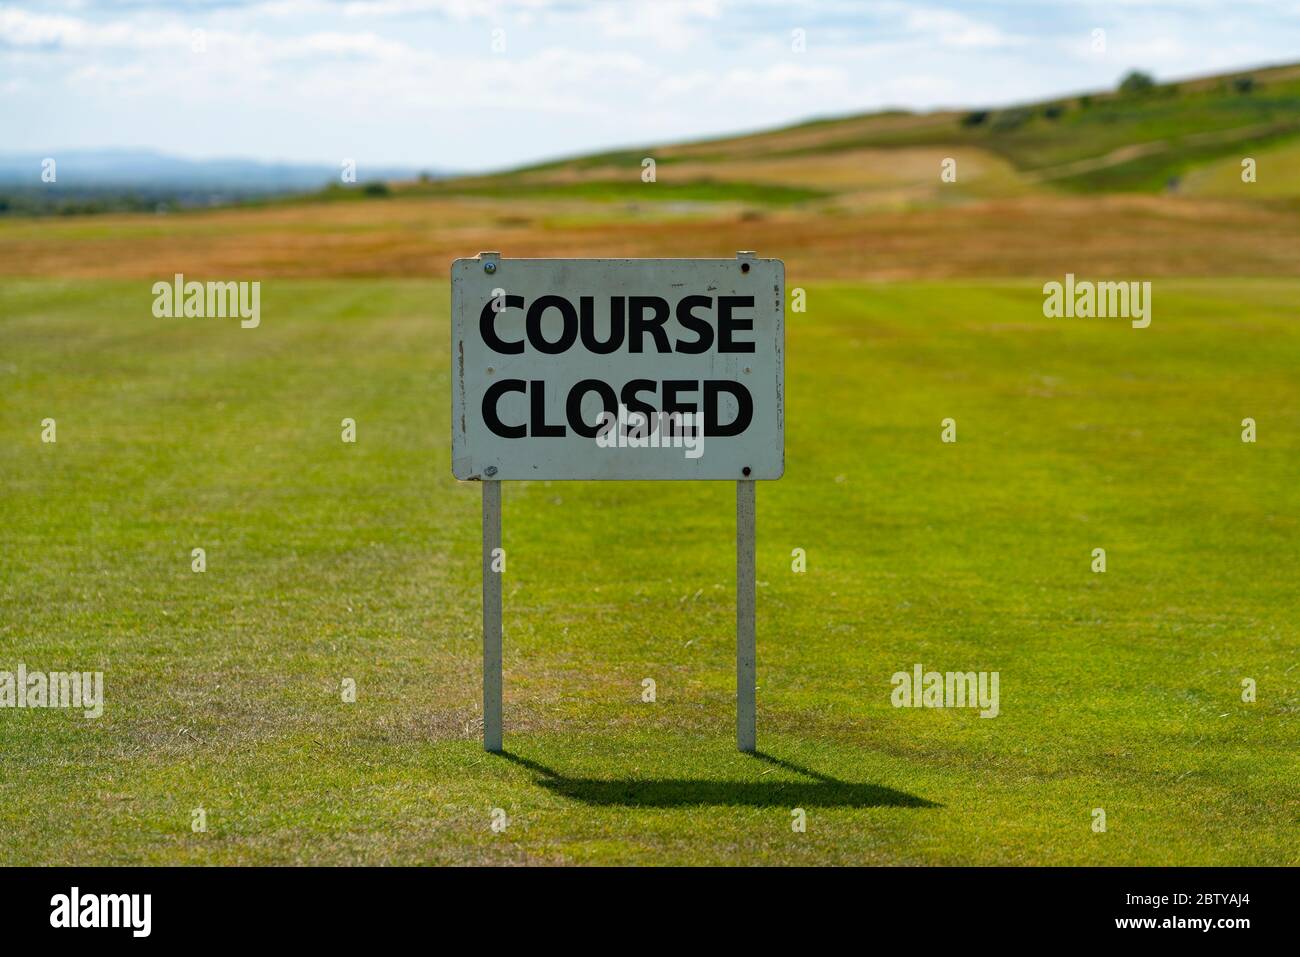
[2,0,1298,172]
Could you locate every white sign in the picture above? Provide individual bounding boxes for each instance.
[451,254,784,481]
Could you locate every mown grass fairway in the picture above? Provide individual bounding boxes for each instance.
[2,277,1296,865]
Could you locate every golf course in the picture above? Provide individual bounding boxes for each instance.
[2,63,1298,865]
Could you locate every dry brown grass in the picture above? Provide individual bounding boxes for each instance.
[653,110,960,161]
[3,191,1299,281]
[519,145,1039,209]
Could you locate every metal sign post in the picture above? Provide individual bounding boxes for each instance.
[453,252,783,754]
[736,479,756,752]
[482,480,503,753]
[478,478,758,754]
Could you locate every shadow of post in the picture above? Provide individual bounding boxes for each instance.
[497,750,938,809]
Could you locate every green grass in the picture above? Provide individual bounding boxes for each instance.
[421,178,827,206]
[281,177,827,213]
[474,64,1300,199]
[753,88,1300,192]
[1,278,1297,865]
[1183,136,1300,200]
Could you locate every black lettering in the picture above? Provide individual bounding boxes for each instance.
[529,380,565,436]
[482,379,527,438]
[717,296,755,353]
[579,296,625,354]
[566,379,618,438]
[674,295,714,354]
[526,296,579,354]
[628,296,671,353]
[620,379,658,436]
[661,379,698,437]
[705,380,752,436]
[480,295,525,354]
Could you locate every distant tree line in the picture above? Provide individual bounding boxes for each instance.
[960,68,1259,131]
[0,179,405,217]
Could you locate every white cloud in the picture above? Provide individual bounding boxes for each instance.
[0,9,91,46]
[655,61,845,105]
[67,61,147,86]
[3,0,1299,169]
[0,8,207,51]
[587,0,723,52]
[281,30,411,60]
[899,6,1027,49]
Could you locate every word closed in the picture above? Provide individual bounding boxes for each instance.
[452,255,785,480]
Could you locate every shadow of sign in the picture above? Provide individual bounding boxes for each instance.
[499,751,939,810]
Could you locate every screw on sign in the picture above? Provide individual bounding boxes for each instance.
[451,252,784,752]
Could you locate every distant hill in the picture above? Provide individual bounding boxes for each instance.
[0,150,444,215]
[416,60,1300,209]
[8,60,1299,218]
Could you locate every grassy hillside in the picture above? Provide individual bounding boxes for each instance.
[1183,136,1300,199]
[6,61,1297,224]
[5,62,1299,284]
[409,61,1300,207]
